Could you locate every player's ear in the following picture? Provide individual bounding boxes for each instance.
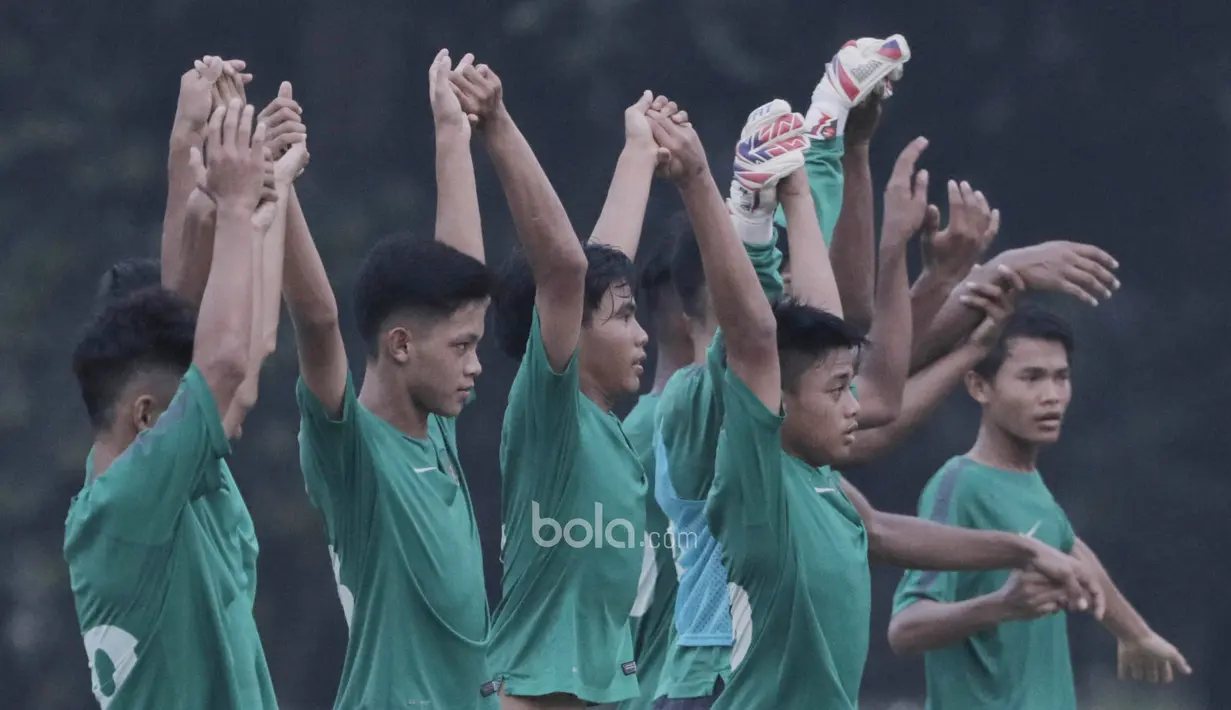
[385,326,412,365]
[964,370,991,404]
[132,394,158,433]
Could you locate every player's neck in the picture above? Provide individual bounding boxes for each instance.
[651,337,695,394]
[358,363,431,440]
[89,433,129,481]
[579,369,616,413]
[968,423,1039,473]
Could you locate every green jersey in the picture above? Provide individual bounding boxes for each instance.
[893,456,1078,710]
[704,369,871,710]
[297,373,492,710]
[617,392,678,710]
[64,365,277,710]
[488,309,647,703]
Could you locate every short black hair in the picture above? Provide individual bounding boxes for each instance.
[72,287,197,430]
[95,257,162,307]
[772,298,867,393]
[353,235,494,359]
[669,220,707,321]
[494,241,637,359]
[972,304,1075,379]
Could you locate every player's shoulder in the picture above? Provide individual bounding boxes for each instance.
[658,363,712,415]
[920,456,980,504]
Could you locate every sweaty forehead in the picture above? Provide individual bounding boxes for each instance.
[1003,337,1069,369]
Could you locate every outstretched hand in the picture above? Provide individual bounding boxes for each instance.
[881,137,930,245]
[922,180,1000,282]
[449,56,505,130]
[430,49,472,137]
[992,241,1120,307]
[1118,632,1192,683]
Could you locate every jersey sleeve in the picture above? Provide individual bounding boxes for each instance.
[892,466,968,613]
[88,365,231,544]
[772,132,845,248]
[500,307,582,516]
[297,371,368,542]
[704,367,788,548]
[1057,508,1077,554]
[656,333,728,501]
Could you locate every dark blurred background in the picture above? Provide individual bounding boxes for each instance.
[3,1,1228,708]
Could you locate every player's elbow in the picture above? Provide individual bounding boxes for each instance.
[854,389,900,429]
[196,337,249,401]
[887,611,928,656]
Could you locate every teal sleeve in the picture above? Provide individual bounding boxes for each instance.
[892,472,966,614]
[297,371,367,543]
[500,307,582,521]
[1058,509,1077,555]
[90,365,230,544]
[772,135,846,248]
[744,239,786,303]
[705,368,787,550]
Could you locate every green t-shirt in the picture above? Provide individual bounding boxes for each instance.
[488,309,647,703]
[892,456,1078,710]
[617,392,678,710]
[64,365,277,710]
[704,369,871,710]
[297,372,493,710]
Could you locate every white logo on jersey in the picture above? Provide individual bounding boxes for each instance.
[728,583,753,671]
[83,625,139,709]
[412,466,438,474]
[1021,520,1042,539]
[815,487,836,494]
[629,533,658,619]
[329,546,355,631]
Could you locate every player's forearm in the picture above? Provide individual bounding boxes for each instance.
[829,145,876,330]
[482,109,587,280]
[678,172,777,353]
[162,135,210,303]
[912,265,990,371]
[1073,539,1151,642]
[851,239,912,427]
[223,228,269,432]
[588,144,657,258]
[837,341,988,466]
[888,596,1010,655]
[907,269,963,372]
[281,188,339,333]
[780,187,842,316]
[867,511,1034,571]
[434,125,485,263]
[195,206,257,417]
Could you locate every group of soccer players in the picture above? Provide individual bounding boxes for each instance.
[63,34,1191,710]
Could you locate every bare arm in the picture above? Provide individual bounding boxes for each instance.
[587,92,663,258]
[778,169,842,315]
[653,113,780,410]
[454,62,586,371]
[282,188,348,416]
[429,51,485,262]
[829,131,877,329]
[190,102,267,436]
[1071,538,1149,641]
[848,138,931,427]
[165,190,216,305]
[840,476,1100,610]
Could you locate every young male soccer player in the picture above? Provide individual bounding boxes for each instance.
[65,99,279,710]
[890,306,1191,709]
[618,220,713,710]
[284,50,495,709]
[450,59,681,708]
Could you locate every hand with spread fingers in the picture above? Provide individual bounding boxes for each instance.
[982,241,1120,307]
[922,179,1001,283]
[187,99,271,225]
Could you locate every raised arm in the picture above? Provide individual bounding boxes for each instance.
[776,160,842,315]
[452,60,586,371]
[429,51,485,263]
[163,57,250,299]
[586,91,663,258]
[828,97,883,330]
[847,138,930,427]
[188,100,267,436]
[1071,538,1192,682]
[912,240,1120,370]
[837,266,1023,465]
[651,111,780,409]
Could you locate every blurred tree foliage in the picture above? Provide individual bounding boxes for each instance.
[2,1,1228,708]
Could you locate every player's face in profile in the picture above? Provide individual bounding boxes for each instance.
[987,337,1072,444]
[782,347,861,465]
[407,299,487,417]
[580,284,648,397]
